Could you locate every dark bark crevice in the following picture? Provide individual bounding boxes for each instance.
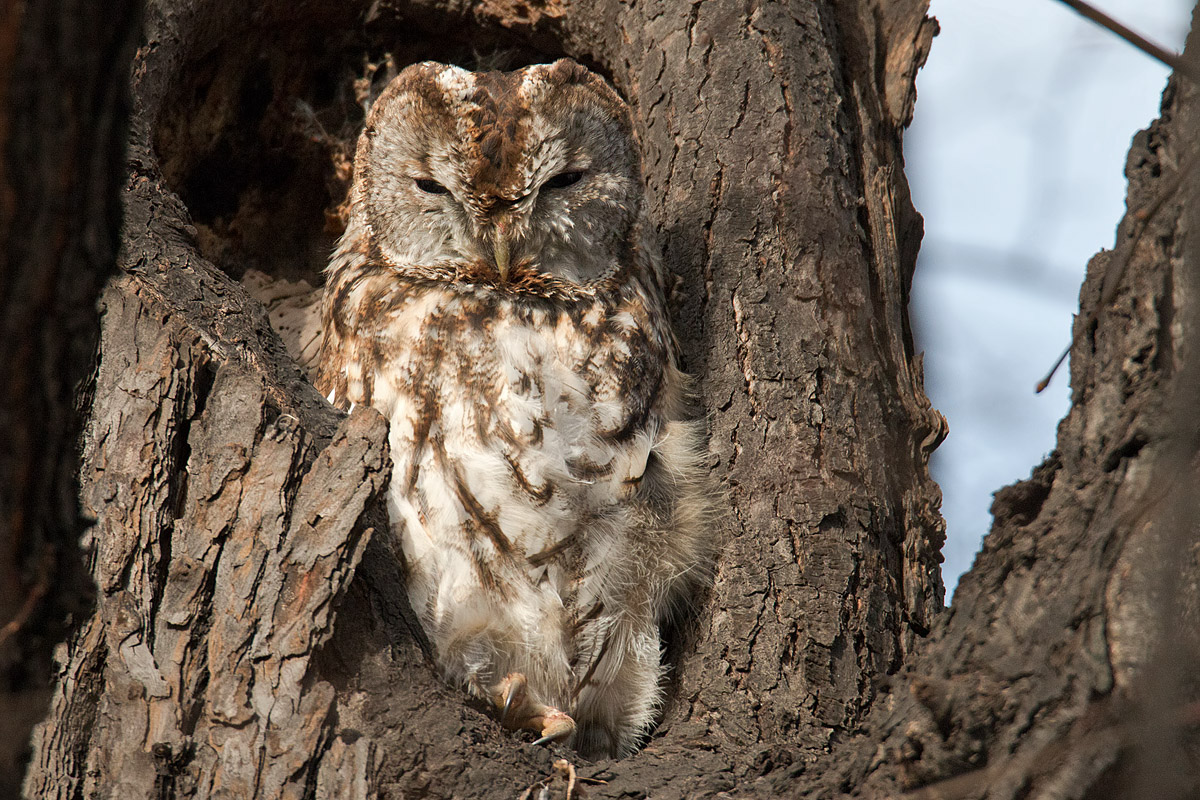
[0,0,141,793]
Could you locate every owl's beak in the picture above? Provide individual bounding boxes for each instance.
[493,227,511,282]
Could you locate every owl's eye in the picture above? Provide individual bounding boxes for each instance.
[543,171,584,190]
[415,178,449,195]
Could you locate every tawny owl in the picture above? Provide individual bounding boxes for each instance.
[317,58,715,758]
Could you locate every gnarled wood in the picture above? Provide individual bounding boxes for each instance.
[24,0,944,794]
[24,278,390,799]
[42,0,1200,797]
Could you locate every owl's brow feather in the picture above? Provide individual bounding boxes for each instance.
[459,70,533,203]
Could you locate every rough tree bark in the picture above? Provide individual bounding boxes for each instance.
[16,0,1197,797]
[794,49,1200,799]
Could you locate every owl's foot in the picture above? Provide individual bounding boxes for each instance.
[492,672,576,746]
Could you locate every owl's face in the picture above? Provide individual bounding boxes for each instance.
[352,59,643,287]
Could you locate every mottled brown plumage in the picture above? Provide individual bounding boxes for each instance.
[317,59,716,757]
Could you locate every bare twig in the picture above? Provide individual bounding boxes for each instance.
[553,759,578,800]
[1036,345,1071,395]
[1050,0,1197,81]
[0,545,54,648]
[1036,152,1197,392]
[515,758,603,800]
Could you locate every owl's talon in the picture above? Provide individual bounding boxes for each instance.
[491,673,575,747]
[532,709,576,746]
[498,672,528,724]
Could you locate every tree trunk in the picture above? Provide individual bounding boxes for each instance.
[19,0,1198,797]
[796,53,1200,799]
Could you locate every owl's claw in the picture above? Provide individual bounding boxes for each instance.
[496,671,528,726]
[531,708,576,746]
[501,689,517,723]
[492,672,576,746]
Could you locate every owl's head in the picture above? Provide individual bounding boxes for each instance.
[347,59,644,288]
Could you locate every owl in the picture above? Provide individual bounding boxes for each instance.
[317,58,715,758]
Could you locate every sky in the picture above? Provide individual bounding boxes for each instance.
[906,0,1193,598]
